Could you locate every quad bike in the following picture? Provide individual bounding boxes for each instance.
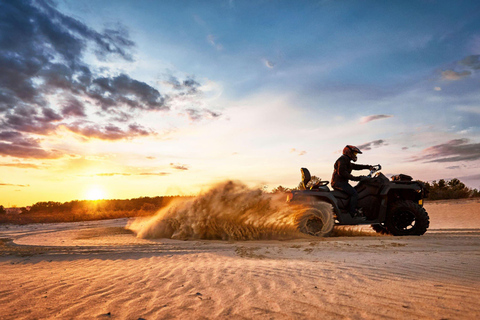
[287,165,430,236]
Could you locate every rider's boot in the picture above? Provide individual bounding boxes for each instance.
[350,209,366,221]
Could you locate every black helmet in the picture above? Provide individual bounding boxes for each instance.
[343,145,362,162]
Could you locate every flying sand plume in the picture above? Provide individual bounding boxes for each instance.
[128,181,333,241]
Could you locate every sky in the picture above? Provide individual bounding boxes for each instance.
[1,0,480,206]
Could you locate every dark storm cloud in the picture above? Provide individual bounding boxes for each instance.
[0,0,172,158]
[414,139,480,163]
[358,140,387,151]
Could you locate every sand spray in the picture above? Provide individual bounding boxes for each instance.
[127,180,333,240]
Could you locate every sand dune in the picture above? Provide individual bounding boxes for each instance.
[1,199,479,319]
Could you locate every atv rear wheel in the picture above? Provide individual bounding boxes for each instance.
[297,204,334,237]
[371,223,391,235]
[385,200,429,236]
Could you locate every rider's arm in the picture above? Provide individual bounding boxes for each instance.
[338,158,361,181]
[352,163,371,170]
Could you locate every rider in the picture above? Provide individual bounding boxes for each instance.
[331,145,372,217]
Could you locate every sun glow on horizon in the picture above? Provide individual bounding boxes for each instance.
[85,186,107,201]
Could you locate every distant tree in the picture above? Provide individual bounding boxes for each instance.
[0,205,5,215]
[140,203,156,211]
[271,186,291,193]
[423,178,476,200]
[472,189,480,198]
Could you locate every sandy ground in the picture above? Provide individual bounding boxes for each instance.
[1,199,479,319]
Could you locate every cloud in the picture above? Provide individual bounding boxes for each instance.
[358,139,387,151]
[95,173,131,176]
[290,148,307,156]
[414,139,480,162]
[0,142,62,159]
[434,87,442,91]
[88,74,167,112]
[139,172,170,176]
[0,0,173,158]
[360,114,393,123]
[457,106,480,115]
[459,55,480,70]
[93,172,170,177]
[0,131,62,159]
[164,76,201,95]
[0,183,29,187]
[0,162,39,169]
[170,163,189,170]
[184,108,221,122]
[441,70,471,80]
[65,123,152,140]
[162,75,221,123]
[207,34,223,50]
[61,96,87,117]
[264,59,275,69]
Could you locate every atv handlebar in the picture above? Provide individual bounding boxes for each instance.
[367,164,382,178]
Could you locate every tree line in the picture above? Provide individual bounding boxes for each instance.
[423,178,480,200]
[0,196,188,224]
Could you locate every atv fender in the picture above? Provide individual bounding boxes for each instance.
[290,190,341,215]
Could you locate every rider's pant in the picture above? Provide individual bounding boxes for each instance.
[334,181,358,214]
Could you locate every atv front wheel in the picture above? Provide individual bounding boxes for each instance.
[297,204,334,237]
[385,200,429,236]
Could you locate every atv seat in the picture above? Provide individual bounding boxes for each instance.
[331,189,350,199]
[300,168,329,190]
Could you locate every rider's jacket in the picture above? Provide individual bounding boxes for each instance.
[331,155,370,188]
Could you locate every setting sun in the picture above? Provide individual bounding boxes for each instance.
[85,186,107,201]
